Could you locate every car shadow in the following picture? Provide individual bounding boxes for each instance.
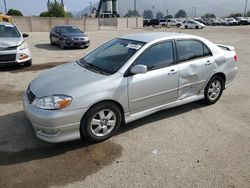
[0,101,205,166]
[0,101,206,187]
[0,61,68,73]
[35,43,85,51]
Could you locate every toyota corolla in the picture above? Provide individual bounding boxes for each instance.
[23,32,237,143]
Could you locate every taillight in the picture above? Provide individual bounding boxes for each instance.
[234,54,237,62]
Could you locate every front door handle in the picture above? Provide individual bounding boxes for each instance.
[168,69,178,75]
[205,60,212,65]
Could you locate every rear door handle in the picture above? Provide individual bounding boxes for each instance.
[205,60,212,65]
[168,69,178,75]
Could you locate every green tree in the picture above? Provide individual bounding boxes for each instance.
[165,15,173,19]
[175,9,187,18]
[142,9,154,19]
[156,12,164,19]
[40,1,71,17]
[247,10,250,17]
[7,9,23,16]
[228,13,243,17]
[124,10,140,17]
[202,13,216,18]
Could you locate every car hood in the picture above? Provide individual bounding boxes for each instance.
[61,33,86,38]
[30,62,106,98]
[0,37,23,47]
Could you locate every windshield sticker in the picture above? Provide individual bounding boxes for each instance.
[126,43,142,50]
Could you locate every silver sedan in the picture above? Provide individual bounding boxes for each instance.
[23,32,238,143]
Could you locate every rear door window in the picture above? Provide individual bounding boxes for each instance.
[176,40,211,62]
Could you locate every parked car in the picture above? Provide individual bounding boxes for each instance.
[235,17,249,25]
[167,19,182,27]
[225,18,238,26]
[23,32,238,143]
[194,18,207,25]
[0,22,32,67]
[0,14,14,23]
[143,19,160,27]
[183,20,206,29]
[50,25,90,49]
[159,19,167,27]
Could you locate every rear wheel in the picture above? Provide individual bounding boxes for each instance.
[185,25,188,29]
[80,102,122,142]
[203,76,224,105]
[196,25,199,29]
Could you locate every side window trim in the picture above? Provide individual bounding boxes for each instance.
[175,39,213,64]
[124,40,177,77]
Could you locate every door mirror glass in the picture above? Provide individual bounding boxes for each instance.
[130,65,148,75]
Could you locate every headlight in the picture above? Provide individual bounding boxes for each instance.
[84,37,89,41]
[36,95,72,110]
[18,42,28,50]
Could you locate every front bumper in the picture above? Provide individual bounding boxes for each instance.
[0,47,32,66]
[63,40,90,48]
[23,92,88,143]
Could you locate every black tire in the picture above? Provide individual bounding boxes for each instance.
[59,40,65,49]
[80,102,122,142]
[203,76,224,105]
[196,26,199,29]
[50,37,54,45]
[185,25,188,29]
[177,24,181,27]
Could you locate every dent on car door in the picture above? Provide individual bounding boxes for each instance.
[176,39,215,99]
[127,41,179,114]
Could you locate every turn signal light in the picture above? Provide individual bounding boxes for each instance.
[234,54,237,62]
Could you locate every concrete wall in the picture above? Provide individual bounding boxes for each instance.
[12,16,100,32]
[12,16,141,32]
[103,17,143,28]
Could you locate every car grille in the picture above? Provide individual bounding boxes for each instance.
[0,46,17,51]
[0,54,16,62]
[73,38,84,41]
[27,88,36,104]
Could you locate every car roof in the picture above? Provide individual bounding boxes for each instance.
[120,32,194,43]
[55,25,80,28]
[0,22,15,26]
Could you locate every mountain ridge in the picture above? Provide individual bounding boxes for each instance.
[76,0,246,17]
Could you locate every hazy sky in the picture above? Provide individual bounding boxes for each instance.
[0,0,99,15]
[0,0,248,16]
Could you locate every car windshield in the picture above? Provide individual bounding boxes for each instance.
[59,26,81,33]
[79,38,145,75]
[0,25,21,38]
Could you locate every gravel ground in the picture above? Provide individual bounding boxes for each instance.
[0,26,249,188]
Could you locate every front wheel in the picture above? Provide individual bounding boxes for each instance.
[80,102,122,142]
[203,76,224,105]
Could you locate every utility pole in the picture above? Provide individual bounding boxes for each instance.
[134,0,137,17]
[166,9,168,17]
[192,7,197,18]
[3,0,7,13]
[89,1,92,16]
[244,0,249,18]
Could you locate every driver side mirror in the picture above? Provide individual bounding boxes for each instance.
[22,33,29,38]
[130,65,148,75]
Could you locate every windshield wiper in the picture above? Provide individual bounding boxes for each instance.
[78,59,111,75]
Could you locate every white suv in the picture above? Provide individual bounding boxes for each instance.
[0,22,32,66]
